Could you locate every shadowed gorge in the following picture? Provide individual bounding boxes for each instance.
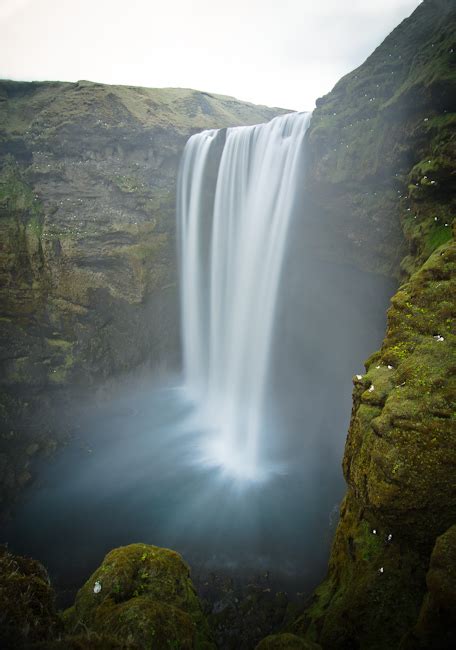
[1,0,455,649]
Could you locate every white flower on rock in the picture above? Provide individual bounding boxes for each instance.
[356,374,363,380]
[368,385,375,393]
[387,534,393,542]
[379,567,384,574]
[93,581,102,594]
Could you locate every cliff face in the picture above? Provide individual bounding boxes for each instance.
[0,80,283,509]
[301,0,455,278]
[296,1,456,648]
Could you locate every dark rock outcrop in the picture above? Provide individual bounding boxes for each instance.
[255,634,321,650]
[0,546,60,648]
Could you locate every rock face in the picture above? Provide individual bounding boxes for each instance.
[295,2,456,648]
[301,0,455,278]
[0,80,284,511]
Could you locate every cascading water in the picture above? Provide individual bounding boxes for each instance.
[5,111,396,590]
[177,112,311,481]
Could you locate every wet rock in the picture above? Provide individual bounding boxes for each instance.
[64,543,215,649]
[16,469,32,487]
[401,524,456,649]
[25,442,39,456]
[0,546,60,648]
[256,634,321,649]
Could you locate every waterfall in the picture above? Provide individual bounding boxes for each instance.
[177,112,311,480]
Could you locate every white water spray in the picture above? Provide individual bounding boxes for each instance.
[177,112,311,480]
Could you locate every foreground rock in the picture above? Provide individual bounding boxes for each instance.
[0,546,60,648]
[256,634,321,649]
[64,543,214,648]
[0,543,214,649]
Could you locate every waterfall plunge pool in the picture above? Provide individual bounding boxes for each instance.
[3,377,340,605]
[3,255,395,606]
[3,112,397,609]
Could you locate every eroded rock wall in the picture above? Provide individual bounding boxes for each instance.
[0,80,284,509]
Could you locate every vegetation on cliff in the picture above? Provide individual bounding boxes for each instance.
[292,1,456,648]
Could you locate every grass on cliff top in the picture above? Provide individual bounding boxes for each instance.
[0,79,287,139]
[310,0,455,139]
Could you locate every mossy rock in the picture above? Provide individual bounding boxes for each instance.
[345,242,456,544]
[0,546,60,648]
[255,633,321,650]
[301,248,455,649]
[401,524,456,649]
[65,543,214,649]
[33,633,128,649]
[93,597,196,649]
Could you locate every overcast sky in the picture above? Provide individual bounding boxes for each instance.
[2,0,422,110]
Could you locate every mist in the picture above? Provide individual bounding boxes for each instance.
[3,112,395,606]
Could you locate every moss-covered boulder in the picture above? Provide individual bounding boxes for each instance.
[65,543,214,649]
[255,633,321,649]
[0,546,60,648]
[33,633,127,649]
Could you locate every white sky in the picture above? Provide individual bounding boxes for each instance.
[1,0,422,110]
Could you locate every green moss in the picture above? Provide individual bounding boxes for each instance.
[356,520,384,562]
[0,547,61,648]
[426,225,453,252]
[304,241,456,649]
[402,525,456,649]
[48,339,75,384]
[255,633,321,649]
[34,633,127,649]
[109,174,141,194]
[93,597,196,649]
[0,156,43,219]
[66,544,214,649]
